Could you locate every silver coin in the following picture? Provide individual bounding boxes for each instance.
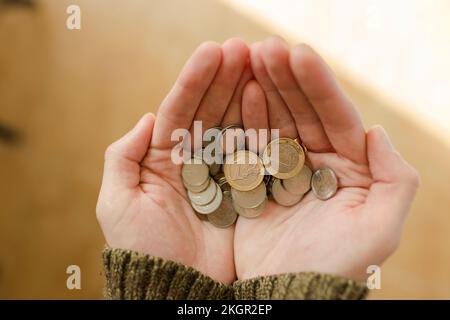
[183,177,211,193]
[207,191,238,228]
[182,158,209,187]
[233,196,267,219]
[191,184,223,214]
[311,167,338,200]
[188,180,217,206]
[271,178,303,206]
[282,164,312,196]
[231,182,266,209]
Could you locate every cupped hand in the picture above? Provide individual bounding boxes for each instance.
[235,37,419,281]
[96,39,251,284]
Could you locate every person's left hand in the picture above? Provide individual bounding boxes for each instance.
[234,37,419,281]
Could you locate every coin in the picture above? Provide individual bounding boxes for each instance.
[213,172,225,181]
[271,178,303,206]
[218,181,231,193]
[217,177,231,193]
[234,197,267,219]
[311,167,338,200]
[183,176,211,193]
[220,125,246,155]
[262,138,305,179]
[223,150,264,192]
[191,184,223,214]
[231,182,266,208]
[207,191,238,228]
[282,164,312,195]
[188,180,217,206]
[182,158,209,187]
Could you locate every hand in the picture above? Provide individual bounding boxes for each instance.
[235,37,420,281]
[96,39,251,284]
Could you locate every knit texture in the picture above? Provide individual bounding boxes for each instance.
[103,248,233,300]
[233,272,368,300]
[103,248,368,300]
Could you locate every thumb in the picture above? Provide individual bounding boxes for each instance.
[365,125,420,226]
[102,113,155,191]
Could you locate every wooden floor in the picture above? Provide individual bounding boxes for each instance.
[0,0,449,299]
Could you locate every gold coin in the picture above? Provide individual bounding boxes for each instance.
[262,138,305,179]
[233,197,267,219]
[207,191,237,228]
[271,178,303,206]
[282,164,312,196]
[182,158,209,187]
[231,182,266,208]
[311,167,338,200]
[223,150,264,192]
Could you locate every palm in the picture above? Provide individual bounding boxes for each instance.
[235,152,375,280]
[97,39,250,284]
[234,38,418,281]
[136,147,235,283]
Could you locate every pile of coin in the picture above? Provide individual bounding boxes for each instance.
[181,126,338,228]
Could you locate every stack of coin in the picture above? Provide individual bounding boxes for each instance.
[182,158,223,215]
[223,150,267,218]
[182,127,339,228]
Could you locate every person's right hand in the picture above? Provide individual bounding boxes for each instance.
[96,39,251,284]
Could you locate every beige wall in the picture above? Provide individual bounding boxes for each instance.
[0,0,449,299]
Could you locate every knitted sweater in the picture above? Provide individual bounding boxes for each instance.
[103,248,368,300]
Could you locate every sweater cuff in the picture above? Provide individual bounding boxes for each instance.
[102,248,233,300]
[233,272,368,300]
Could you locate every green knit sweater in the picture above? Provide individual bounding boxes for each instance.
[103,248,368,300]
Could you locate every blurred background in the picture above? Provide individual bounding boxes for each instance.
[0,0,449,299]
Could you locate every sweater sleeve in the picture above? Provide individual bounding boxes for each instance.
[103,248,367,300]
[102,248,233,300]
[233,272,368,300]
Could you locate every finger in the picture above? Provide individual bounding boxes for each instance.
[365,126,420,226]
[250,41,297,139]
[221,64,253,127]
[242,80,270,154]
[152,42,222,149]
[102,113,156,192]
[194,38,249,129]
[261,37,332,152]
[290,44,367,164]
